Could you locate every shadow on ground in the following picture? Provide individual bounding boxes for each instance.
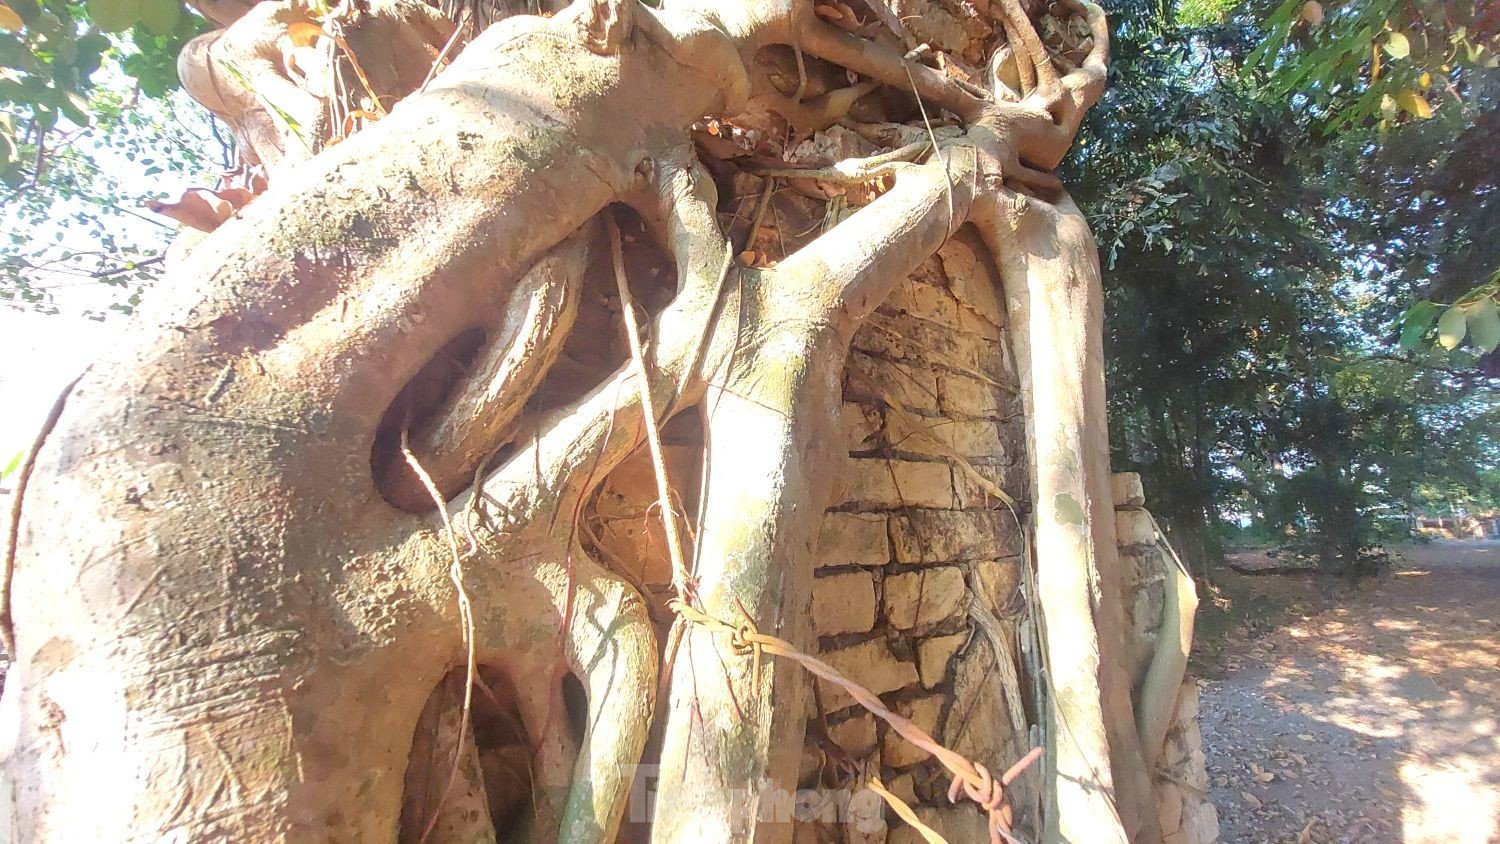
[1197,540,1500,843]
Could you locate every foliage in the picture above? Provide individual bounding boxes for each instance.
[1073,0,1498,574]
[1246,0,1499,130]
[0,0,216,314]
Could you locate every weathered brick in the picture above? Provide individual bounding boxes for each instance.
[851,317,909,359]
[1133,579,1165,637]
[1181,801,1220,844]
[885,413,1005,460]
[818,512,890,567]
[843,402,884,453]
[881,694,945,768]
[813,570,878,636]
[937,371,1020,418]
[863,309,1008,376]
[917,631,969,687]
[972,558,1021,617]
[891,509,1021,563]
[846,352,940,414]
[1116,508,1156,547]
[952,460,1028,510]
[1112,471,1146,508]
[828,712,878,757]
[883,278,962,327]
[938,237,1005,338]
[884,566,968,630]
[834,458,955,510]
[887,807,989,844]
[817,639,919,712]
[883,772,917,807]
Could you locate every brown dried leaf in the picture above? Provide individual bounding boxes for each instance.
[147,188,236,232]
[287,20,324,47]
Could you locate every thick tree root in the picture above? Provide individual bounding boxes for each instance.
[0,0,1181,841]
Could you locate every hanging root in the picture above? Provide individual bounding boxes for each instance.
[400,428,480,844]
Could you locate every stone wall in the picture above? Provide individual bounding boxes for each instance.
[1113,472,1220,844]
[795,232,1039,843]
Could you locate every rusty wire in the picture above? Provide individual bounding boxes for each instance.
[670,599,1043,843]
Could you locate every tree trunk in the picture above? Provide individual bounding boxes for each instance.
[0,0,1186,841]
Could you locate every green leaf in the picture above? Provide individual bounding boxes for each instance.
[1437,305,1468,350]
[0,449,21,481]
[1383,30,1410,59]
[137,0,179,36]
[87,0,140,32]
[1468,298,1500,353]
[1398,300,1441,350]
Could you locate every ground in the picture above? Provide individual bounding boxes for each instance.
[1198,540,1500,843]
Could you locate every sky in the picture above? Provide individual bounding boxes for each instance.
[1,80,213,473]
[0,296,121,471]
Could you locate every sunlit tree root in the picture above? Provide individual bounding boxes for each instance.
[0,0,1187,841]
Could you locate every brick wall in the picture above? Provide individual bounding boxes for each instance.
[797,231,1038,843]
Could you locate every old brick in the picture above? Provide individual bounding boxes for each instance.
[852,316,909,359]
[887,807,989,844]
[884,566,968,630]
[1111,471,1146,508]
[891,509,1021,563]
[938,237,1005,333]
[1181,801,1220,844]
[885,413,1004,460]
[813,571,878,636]
[952,460,1028,510]
[881,695,945,768]
[945,644,1019,779]
[846,352,940,414]
[843,402,884,453]
[866,309,1011,379]
[818,639,918,712]
[818,512,890,567]
[1173,682,1200,722]
[884,278,962,326]
[917,631,969,687]
[936,371,1020,418]
[1157,782,1185,835]
[1133,579,1166,636]
[883,772,917,807]
[834,458,955,510]
[972,558,1021,617]
[1116,508,1156,547]
[828,712,878,757]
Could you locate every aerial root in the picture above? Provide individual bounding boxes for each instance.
[400,426,479,844]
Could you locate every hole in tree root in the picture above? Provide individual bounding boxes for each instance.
[371,327,488,512]
[399,666,539,842]
[561,671,588,748]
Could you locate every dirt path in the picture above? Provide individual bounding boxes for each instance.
[1199,540,1500,844]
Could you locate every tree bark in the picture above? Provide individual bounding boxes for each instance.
[0,0,1188,841]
